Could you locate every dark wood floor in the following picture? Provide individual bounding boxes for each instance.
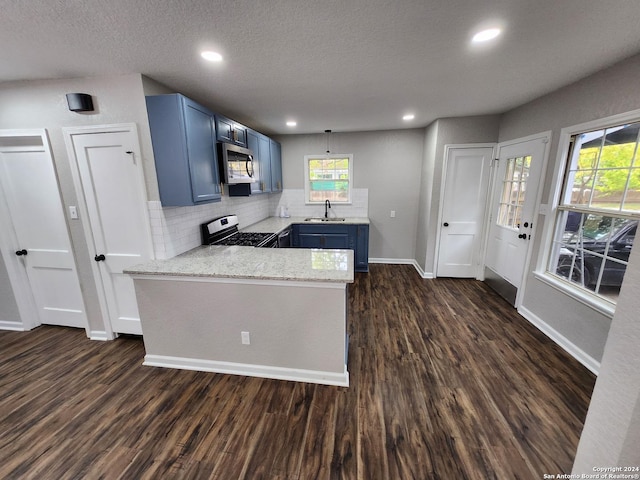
[0,264,595,479]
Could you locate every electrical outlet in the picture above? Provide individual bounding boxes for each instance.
[390,210,396,218]
[241,331,250,345]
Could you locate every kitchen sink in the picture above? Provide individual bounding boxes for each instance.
[304,217,346,222]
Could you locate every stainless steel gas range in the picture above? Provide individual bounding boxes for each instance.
[200,215,278,248]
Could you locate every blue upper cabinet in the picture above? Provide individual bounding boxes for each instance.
[146,94,221,206]
[246,128,273,194]
[216,114,247,147]
[270,139,283,193]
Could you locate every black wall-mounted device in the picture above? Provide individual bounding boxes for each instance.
[66,93,94,112]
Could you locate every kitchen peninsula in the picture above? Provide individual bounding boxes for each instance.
[125,217,368,387]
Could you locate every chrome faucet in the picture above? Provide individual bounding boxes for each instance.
[324,199,331,218]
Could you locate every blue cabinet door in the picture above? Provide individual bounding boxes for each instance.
[293,223,368,272]
[246,129,273,194]
[246,129,262,194]
[216,114,247,147]
[183,97,221,203]
[270,139,282,192]
[146,94,221,206]
[298,232,350,249]
[259,135,272,192]
[215,115,233,143]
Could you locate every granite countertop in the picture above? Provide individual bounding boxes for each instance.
[125,245,354,283]
[125,216,368,283]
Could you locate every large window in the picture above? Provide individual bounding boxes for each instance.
[304,154,352,203]
[547,121,640,304]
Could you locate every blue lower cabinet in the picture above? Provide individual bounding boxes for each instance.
[293,224,368,272]
[298,232,350,249]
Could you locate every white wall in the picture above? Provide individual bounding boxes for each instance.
[0,74,158,333]
[415,121,439,274]
[416,115,501,275]
[276,130,425,261]
[495,53,640,470]
[498,53,640,364]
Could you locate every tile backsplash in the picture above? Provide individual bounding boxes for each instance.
[148,188,368,259]
[270,189,368,218]
[148,194,271,259]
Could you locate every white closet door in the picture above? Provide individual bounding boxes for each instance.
[65,125,153,336]
[437,146,493,278]
[0,130,87,330]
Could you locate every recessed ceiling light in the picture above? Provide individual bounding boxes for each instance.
[472,28,501,43]
[286,120,297,127]
[201,51,223,62]
[403,114,415,121]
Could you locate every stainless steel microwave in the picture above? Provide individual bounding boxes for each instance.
[218,142,255,184]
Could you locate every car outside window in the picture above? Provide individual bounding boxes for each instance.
[547,121,640,304]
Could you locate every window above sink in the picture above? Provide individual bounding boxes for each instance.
[304,154,353,204]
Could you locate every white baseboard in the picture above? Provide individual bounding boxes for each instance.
[143,354,349,387]
[0,320,26,331]
[368,258,434,279]
[518,305,600,375]
[90,330,111,341]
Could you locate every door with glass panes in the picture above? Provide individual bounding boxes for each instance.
[485,135,548,304]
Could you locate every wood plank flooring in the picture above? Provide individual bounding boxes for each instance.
[0,264,595,479]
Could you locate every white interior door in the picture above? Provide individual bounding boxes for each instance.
[65,125,153,336]
[0,130,87,330]
[437,146,494,278]
[485,135,549,302]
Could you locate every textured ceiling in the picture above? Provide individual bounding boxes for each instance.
[2,0,640,134]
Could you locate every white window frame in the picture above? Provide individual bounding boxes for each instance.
[535,108,640,317]
[304,154,353,204]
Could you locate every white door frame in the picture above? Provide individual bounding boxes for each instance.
[482,131,552,308]
[435,143,496,279]
[63,123,154,340]
[0,128,89,333]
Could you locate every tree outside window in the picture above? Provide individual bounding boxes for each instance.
[304,155,353,203]
[548,122,640,303]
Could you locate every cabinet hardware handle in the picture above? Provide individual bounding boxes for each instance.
[15,249,27,256]
[518,233,527,239]
[94,254,106,262]
[443,222,449,227]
